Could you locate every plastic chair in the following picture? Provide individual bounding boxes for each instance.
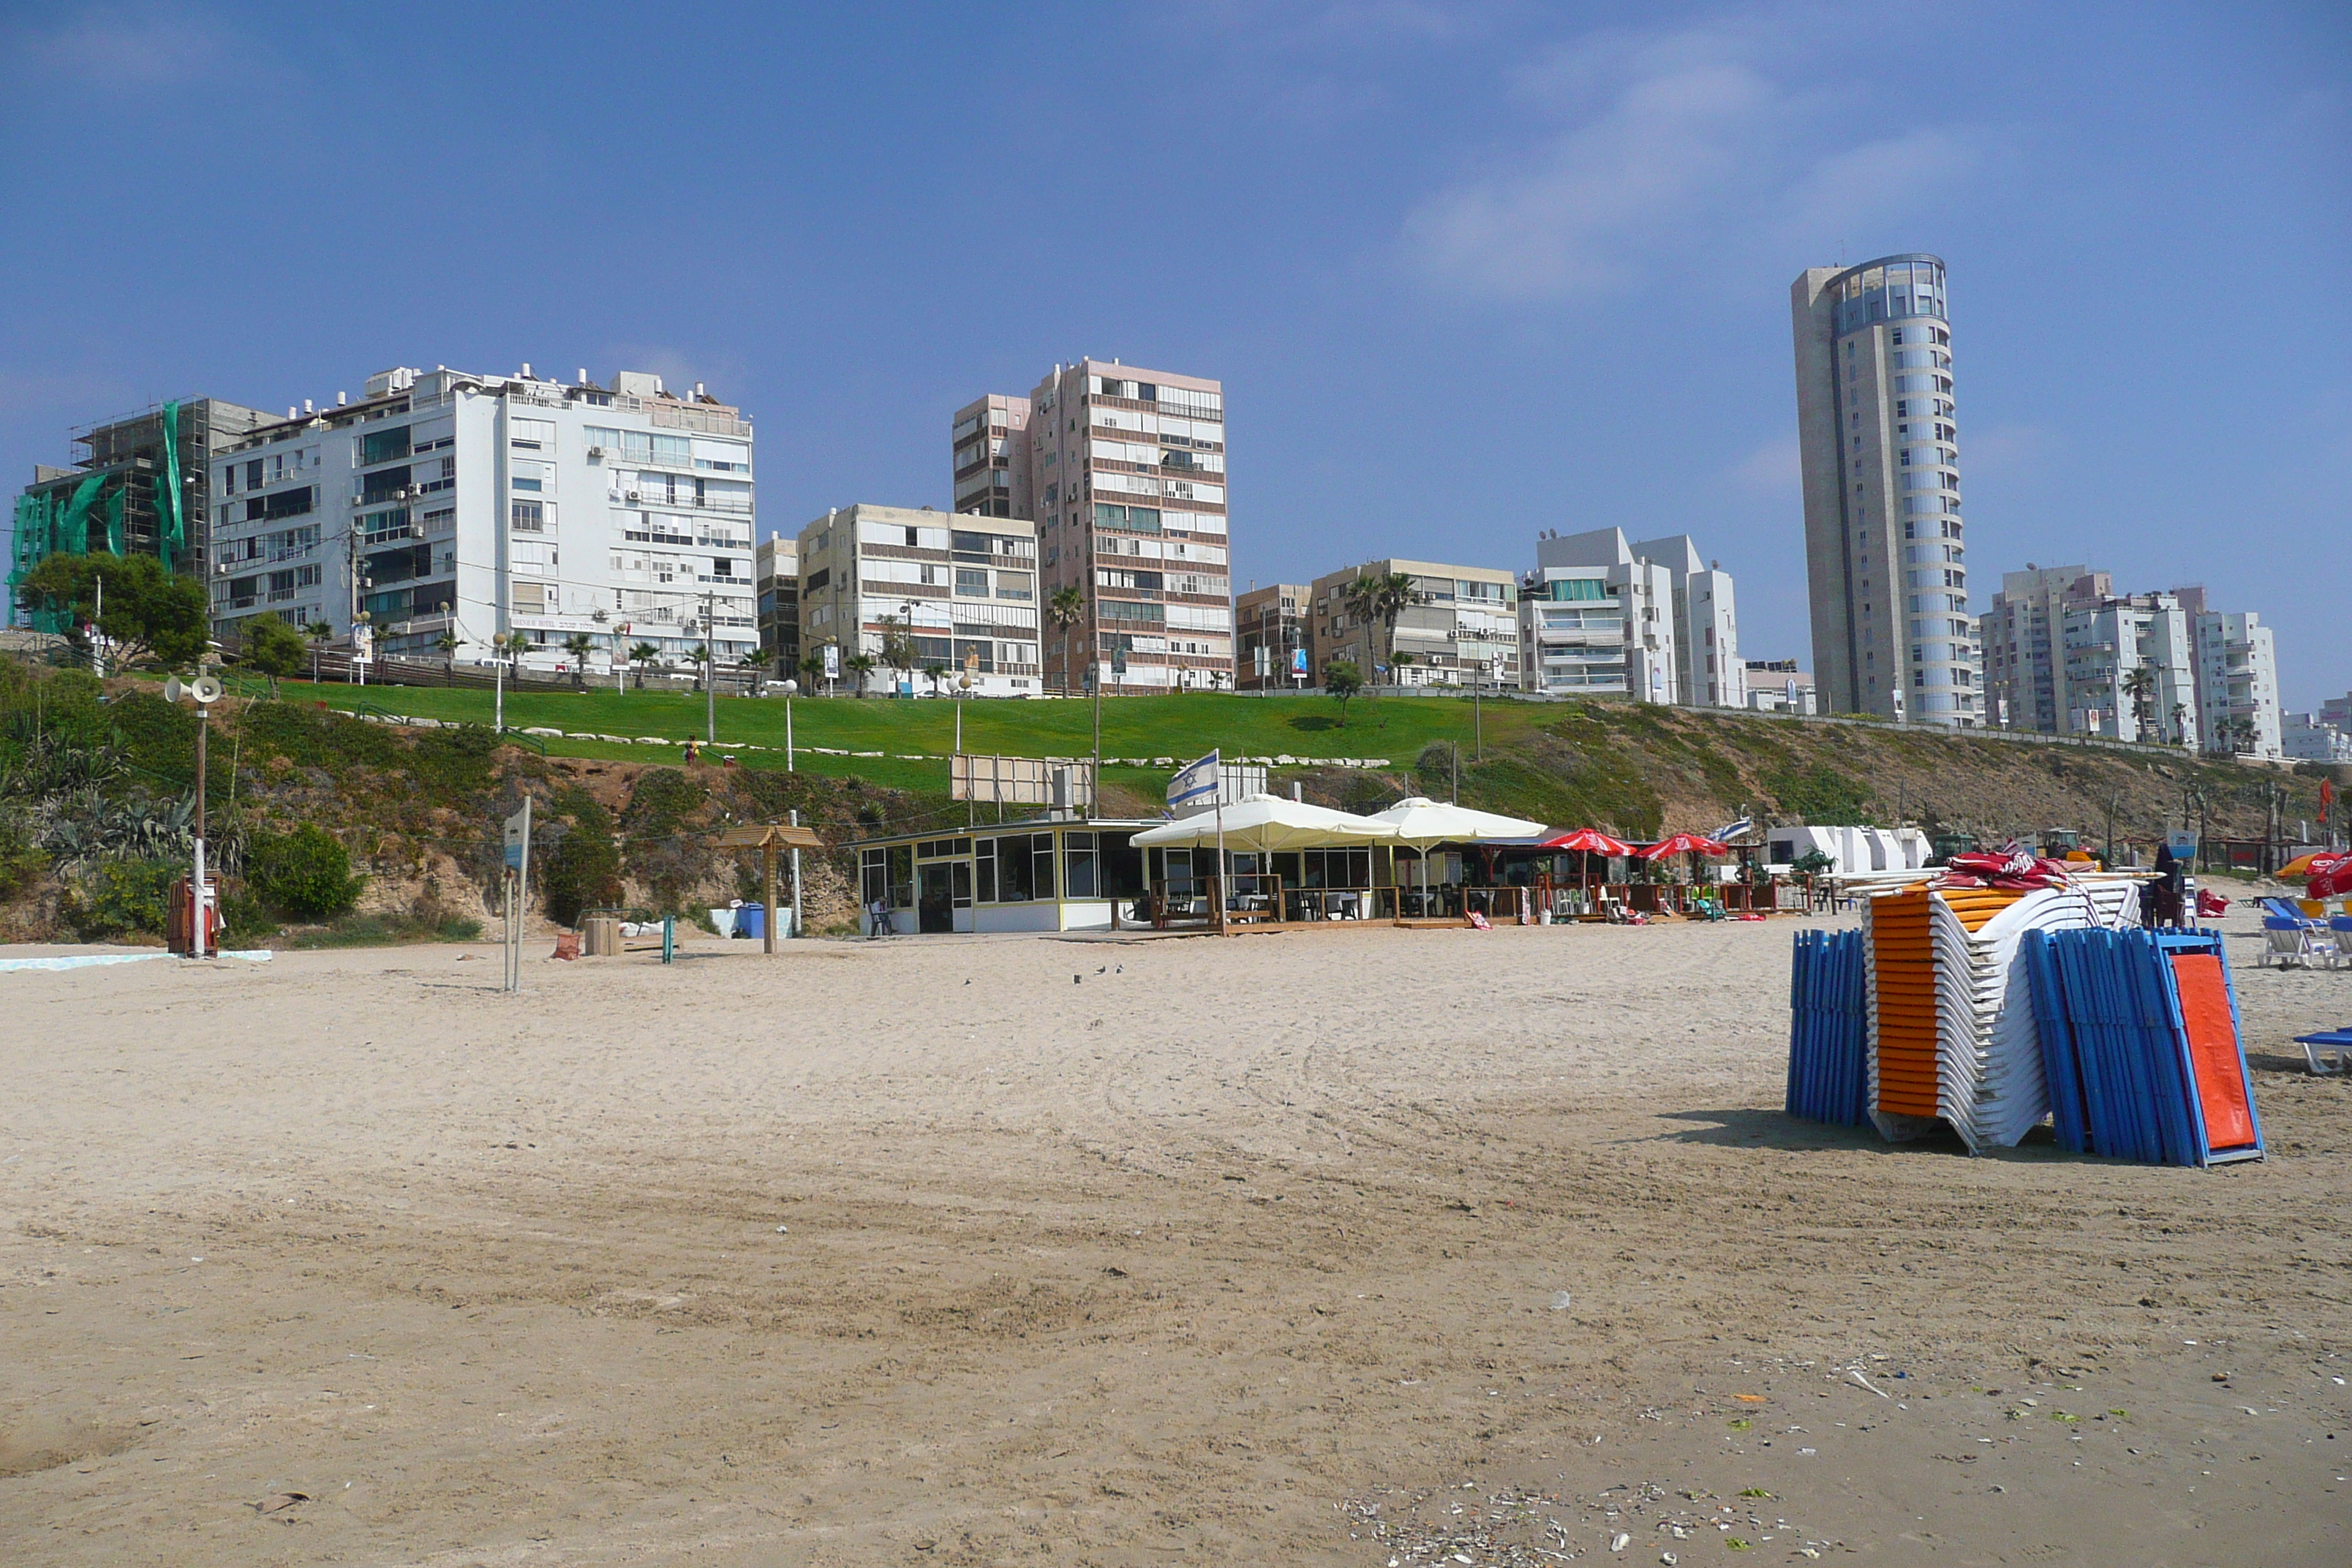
[2295,1029,2352,1074]
[2262,917,2315,968]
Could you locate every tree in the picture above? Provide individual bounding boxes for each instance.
[306,620,335,683]
[248,823,363,920]
[1324,659,1363,725]
[541,791,623,926]
[924,662,949,698]
[434,628,463,678]
[630,641,661,690]
[562,633,596,691]
[687,642,712,693]
[1342,570,1418,680]
[877,614,915,693]
[241,611,307,698]
[2122,665,2157,739]
[1046,585,1086,693]
[18,551,208,671]
[738,649,768,698]
[845,652,876,697]
[798,652,825,692]
[2169,701,2190,748]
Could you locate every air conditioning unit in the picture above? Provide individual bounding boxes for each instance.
[626,491,641,503]
[587,446,603,459]
[214,561,230,576]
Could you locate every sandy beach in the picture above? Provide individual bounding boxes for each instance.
[1,911,2347,1565]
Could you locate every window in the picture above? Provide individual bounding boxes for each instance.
[512,500,545,532]
[360,427,411,466]
[954,568,989,597]
[510,418,554,451]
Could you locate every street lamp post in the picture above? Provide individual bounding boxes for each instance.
[782,678,798,771]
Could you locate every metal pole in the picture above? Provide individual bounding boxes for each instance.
[1474,689,1481,761]
[494,648,505,734]
[785,694,794,772]
[192,704,209,960]
[1091,666,1102,786]
[1450,741,1458,804]
[788,808,802,939]
[705,589,717,745]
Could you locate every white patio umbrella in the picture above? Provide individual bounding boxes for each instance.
[1365,796,1548,914]
[1134,794,1395,927]
[1131,794,1396,852]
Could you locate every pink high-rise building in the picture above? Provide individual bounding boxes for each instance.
[953,359,1230,695]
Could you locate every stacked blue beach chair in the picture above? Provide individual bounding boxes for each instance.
[2024,927,2264,1167]
[1784,928,1869,1126]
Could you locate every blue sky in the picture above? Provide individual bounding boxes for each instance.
[4,1,2345,706]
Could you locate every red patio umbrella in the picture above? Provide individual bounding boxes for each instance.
[1636,832,1732,859]
[2310,852,2352,900]
[1539,829,1635,908]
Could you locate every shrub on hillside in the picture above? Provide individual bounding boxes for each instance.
[249,824,363,919]
[542,789,623,925]
[61,859,177,938]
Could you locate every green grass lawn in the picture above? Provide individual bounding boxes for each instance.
[257,678,1536,794]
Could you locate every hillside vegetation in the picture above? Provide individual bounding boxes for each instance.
[4,658,2332,946]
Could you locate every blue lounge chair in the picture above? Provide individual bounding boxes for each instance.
[2293,1029,2352,1074]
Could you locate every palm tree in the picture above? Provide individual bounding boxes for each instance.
[434,628,462,681]
[798,652,824,693]
[629,641,660,690]
[305,620,334,683]
[1343,570,1418,679]
[845,652,876,697]
[494,630,529,682]
[924,661,949,698]
[2121,665,2157,741]
[687,642,712,693]
[737,649,768,698]
[2170,702,2190,747]
[562,633,595,691]
[1046,584,1085,693]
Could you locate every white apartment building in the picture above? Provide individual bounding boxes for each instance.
[795,504,1039,697]
[954,361,1232,693]
[2283,712,2352,764]
[755,535,798,674]
[1308,559,1518,689]
[1791,255,1983,726]
[2190,603,2283,759]
[2059,591,2200,747]
[1744,659,1817,715]
[1518,528,1741,706]
[207,365,756,674]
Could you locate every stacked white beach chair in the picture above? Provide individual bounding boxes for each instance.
[1926,881,2141,1151]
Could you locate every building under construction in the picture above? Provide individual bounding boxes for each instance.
[9,398,272,629]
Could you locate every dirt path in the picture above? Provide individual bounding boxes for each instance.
[1,916,2346,1564]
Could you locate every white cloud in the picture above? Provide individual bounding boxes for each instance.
[1402,12,1984,301]
[15,4,230,88]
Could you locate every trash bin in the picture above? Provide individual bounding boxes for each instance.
[582,913,620,956]
[736,903,765,941]
[165,878,219,956]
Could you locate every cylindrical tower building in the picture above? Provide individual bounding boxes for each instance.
[1791,255,1982,726]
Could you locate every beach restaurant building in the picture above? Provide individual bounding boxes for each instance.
[852,818,1158,935]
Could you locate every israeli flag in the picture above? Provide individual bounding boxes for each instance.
[1168,750,1221,811]
[1711,817,1753,844]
